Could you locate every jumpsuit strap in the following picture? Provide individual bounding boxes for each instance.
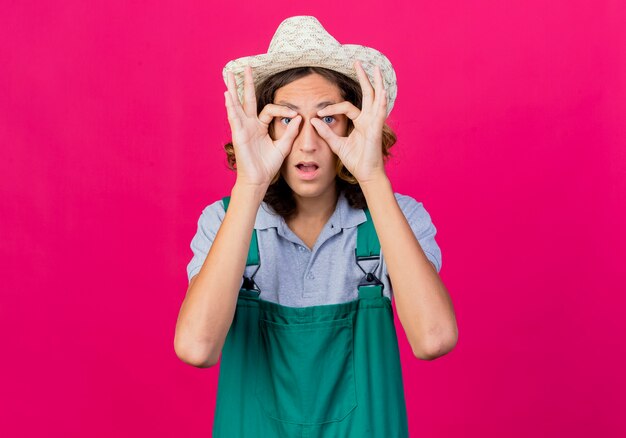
[356,208,384,299]
[223,196,261,297]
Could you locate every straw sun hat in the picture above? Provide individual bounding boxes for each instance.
[222,15,398,117]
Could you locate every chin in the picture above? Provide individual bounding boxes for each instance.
[284,182,319,197]
[282,176,335,200]
[293,188,327,199]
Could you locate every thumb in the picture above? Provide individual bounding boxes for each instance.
[310,118,340,154]
[274,115,302,157]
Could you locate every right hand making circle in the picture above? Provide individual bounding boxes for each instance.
[224,65,301,188]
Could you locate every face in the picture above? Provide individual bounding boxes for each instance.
[271,73,349,202]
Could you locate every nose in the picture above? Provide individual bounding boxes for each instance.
[294,117,323,152]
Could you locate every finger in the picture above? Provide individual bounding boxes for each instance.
[224,90,243,132]
[374,65,389,123]
[226,71,245,119]
[258,104,298,126]
[378,88,388,122]
[242,65,257,117]
[310,118,341,155]
[275,115,302,157]
[354,60,374,111]
[372,65,384,111]
[317,101,361,122]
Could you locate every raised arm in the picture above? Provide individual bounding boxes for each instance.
[174,184,265,367]
[360,177,457,360]
[174,64,301,367]
[311,60,457,360]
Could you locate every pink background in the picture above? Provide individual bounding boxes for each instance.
[2,1,625,437]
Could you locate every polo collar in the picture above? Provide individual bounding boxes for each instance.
[254,190,367,230]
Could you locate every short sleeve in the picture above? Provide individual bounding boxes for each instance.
[380,193,442,285]
[186,199,227,283]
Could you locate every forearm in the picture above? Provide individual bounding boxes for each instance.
[360,174,457,360]
[174,182,266,367]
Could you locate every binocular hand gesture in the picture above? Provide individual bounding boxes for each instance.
[309,61,388,185]
[224,65,302,188]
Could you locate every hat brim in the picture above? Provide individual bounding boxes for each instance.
[222,44,397,117]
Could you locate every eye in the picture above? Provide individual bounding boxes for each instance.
[278,115,334,125]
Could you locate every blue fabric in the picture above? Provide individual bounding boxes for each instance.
[186,191,442,307]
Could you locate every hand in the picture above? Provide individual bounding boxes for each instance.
[224,65,302,187]
[310,60,388,185]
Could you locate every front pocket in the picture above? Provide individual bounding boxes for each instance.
[255,317,357,425]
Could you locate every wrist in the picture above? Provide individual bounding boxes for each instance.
[232,180,268,205]
[358,170,390,191]
[359,173,394,208]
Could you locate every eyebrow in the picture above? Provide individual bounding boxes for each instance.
[276,100,336,110]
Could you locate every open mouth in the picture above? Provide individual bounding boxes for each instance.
[295,162,319,180]
[296,163,319,172]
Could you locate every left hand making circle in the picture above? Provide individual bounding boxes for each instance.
[311,60,388,184]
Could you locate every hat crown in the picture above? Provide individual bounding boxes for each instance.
[268,16,341,53]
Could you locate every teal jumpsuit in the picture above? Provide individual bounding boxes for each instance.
[212,196,409,437]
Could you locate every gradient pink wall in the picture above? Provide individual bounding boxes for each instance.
[2,1,625,436]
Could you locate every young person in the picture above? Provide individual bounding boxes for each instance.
[175,15,458,437]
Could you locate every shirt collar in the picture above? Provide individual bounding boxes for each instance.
[254,190,367,230]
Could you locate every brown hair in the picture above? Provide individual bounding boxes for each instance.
[223,66,397,219]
